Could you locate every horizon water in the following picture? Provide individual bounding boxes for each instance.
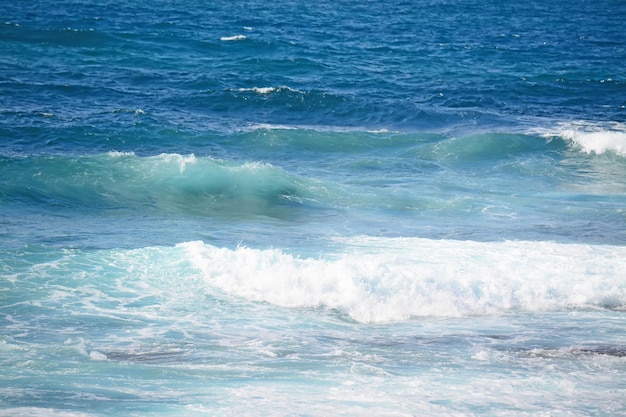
[1,0,626,416]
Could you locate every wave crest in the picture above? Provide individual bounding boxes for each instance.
[1,153,313,216]
[182,238,626,323]
[537,121,626,156]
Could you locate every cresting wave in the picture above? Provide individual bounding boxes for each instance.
[220,34,247,41]
[182,238,626,323]
[234,124,626,159]
[535,121,626,156]
[0,152,312,215]
[2,124,623,161]
[7,239,625,326]
[236,86,302,95]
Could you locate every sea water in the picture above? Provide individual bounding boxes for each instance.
[1,0,625,415]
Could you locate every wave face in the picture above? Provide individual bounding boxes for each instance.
[1,152,310,215]
[2,127,625,248]
[2,0,626,416]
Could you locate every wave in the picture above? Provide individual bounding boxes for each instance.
[562,129,626,157]
[8,238,624,325]
[535,121,626,157]
[235,86,303,95]
[0,153,315,216]
[232,126,561,158]
[220,35,247,41]
[170,85,417,128]
[181,238,626,323]
[229,126,626,179]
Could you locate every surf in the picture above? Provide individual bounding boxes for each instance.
[182,238,626,323]
[0,152,315,216]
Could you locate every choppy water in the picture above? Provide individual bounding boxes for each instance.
[1,0,625,415]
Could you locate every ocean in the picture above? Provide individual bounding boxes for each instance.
[1,0,625,415]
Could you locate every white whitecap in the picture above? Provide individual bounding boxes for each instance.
[107,151,135,157]
[89,350,108,361]
[180,238,626,324]
[236,86,302,95]
[154,153,197,174]
[238,87,276,94]
[562,129,626,156]
[220,35,246,41]
[536,121,626,156]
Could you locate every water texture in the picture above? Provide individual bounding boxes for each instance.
[1,0,625,415]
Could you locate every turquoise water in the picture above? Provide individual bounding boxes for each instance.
[1,0,626,415]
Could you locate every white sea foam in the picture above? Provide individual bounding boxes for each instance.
[89,350,108,361]
[237,86,302,95]
[181,238,626,323]
[248,123,299,131]
[245,123,397,134]
[220,35,246,41]
[538,121,626,156]
[153,153,197,174]
[107,151,136,157]
[106,152,199,173]
[238,87,277,94]
[563,129,626,156]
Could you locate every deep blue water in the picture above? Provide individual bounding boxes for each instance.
[1,1,626,415]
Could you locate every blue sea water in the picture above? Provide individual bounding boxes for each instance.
[1,0,626,415]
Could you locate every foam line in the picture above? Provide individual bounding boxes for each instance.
[181,238,626,323]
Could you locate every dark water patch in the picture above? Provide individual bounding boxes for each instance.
[519,345,626,359]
